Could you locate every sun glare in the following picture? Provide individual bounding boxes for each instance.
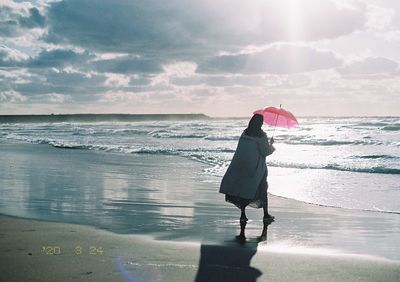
[286,0,304,40]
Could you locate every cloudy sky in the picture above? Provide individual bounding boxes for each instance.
[1,0,400,116]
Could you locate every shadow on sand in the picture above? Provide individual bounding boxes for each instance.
[195,221,272,282]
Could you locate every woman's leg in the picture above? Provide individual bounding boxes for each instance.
[263,200,274,221]
[263,197,269,218]
[237,207,247,241]
[240,207,248,222]
[263,181,274,221]
[238,216,247,240]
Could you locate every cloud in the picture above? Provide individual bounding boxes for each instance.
[0,1,46,38]
[197,44,341,74]
[170,73,312,89]
[1,0,399,116]
[171,75,265,87]
[337,57,399,77]
[0,47,94,68]
[365,4,395,31]
[19,7,46,29]
[91,56,163,74]
[45,0,366,58]
[0,90,28,103]
[27,49,94,68]
[0,45,29,66]
[39,93,71,104]
[380,30,400,41]
[44,69,106,87]
[1,68,106,102]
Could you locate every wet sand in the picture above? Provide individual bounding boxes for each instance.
[0,141,400,281]
[1,215,399,282]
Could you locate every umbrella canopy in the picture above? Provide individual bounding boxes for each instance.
[254,106,299,129]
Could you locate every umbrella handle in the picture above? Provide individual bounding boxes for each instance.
[272,114,279,138]
[272,104,281,138]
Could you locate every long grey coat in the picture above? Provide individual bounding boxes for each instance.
[219,131,274,199]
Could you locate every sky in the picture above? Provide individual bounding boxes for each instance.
[1,0,400,117]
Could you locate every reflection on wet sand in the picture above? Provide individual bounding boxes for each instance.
[195,221,272,282]
[2,142,400,262]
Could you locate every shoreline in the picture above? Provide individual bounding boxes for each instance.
[1,141,399,256]
[1,141,400,280]
[269,193,400,215]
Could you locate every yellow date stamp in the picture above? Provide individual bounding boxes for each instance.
[41,245,104,255]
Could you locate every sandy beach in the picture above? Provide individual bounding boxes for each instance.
[1,213,399,282]
[1,141,400,281]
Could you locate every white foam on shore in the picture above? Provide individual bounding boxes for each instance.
[258,241,395,262]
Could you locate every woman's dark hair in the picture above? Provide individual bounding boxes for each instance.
[245,114,264,137]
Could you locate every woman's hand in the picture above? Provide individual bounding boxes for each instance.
[270,137,274,145]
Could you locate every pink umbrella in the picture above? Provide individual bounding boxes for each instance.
[254,105,299,135]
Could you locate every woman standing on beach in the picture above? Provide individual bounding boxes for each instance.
[219,114,275,226]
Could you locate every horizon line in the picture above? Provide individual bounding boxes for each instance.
[0,113,399,118]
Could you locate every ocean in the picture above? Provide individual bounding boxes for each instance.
[1,115,399,214]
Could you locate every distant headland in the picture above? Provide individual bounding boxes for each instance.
[0,114,211,123]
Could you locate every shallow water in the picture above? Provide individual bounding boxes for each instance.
[1,116,399,212]
[1,142,400,261]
